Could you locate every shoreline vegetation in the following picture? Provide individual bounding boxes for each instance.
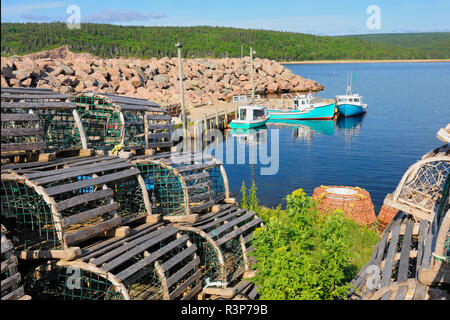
[239,182,380,300]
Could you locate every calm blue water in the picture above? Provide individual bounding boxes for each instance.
[214,63,450,212]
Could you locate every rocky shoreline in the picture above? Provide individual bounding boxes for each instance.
[1,46,323,106]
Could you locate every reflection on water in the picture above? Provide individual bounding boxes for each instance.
[227,125,268,146]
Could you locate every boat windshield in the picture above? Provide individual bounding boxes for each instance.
[239,108,247,120]
[253,109,265,120]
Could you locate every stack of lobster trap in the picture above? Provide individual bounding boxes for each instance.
[1,87,263,300]
[349,124,449,300]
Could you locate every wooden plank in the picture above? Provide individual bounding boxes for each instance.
[1,272,21,293]
[168,269,201,300]
[1,142,46,152]
[187,181,213,193]
[88,226,169,265]
[189,190,215,203]
[33,160,132,185]
[102,228,180,272]
[394,284,408,300]
[380,221,401,288]
[165,257,200,288]
[1,285,25,300]
[44,168,140,196]
[1,101,76,110]
[181,282,202,301]
[183,172,210,182]
[204,287,236,298]
[1,128,44,137]
[148,123,173,130]
[216,218,262,247]
[64,216,122,245]
[120,104,163,112]
[248,285,259,299]
[380,290,392,300]
[56,188,114,212]
[0,113,40,121]
[159,245,197,272]
[1,93,69,100]
[190,200,216,213]
[61,202,119,227]
[376,228,390,265]
[1,87,54,94]
[421,225,434,269]
[148,133,172,140]
[147,141,173,148]
[176,161,218,173]
[147,114,171,121]
[114,235,189,279]
[416,220,429,276]
[413,283,427,300]
[208,211,256,238]
[1,255,18,274]
[397,221,414,283]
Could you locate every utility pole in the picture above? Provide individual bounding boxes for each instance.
[175,43,187,151]
[250,47,256,104]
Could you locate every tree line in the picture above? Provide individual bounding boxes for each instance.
[2,23,449,61]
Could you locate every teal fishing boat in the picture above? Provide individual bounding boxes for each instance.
[229,105,267,129]
[267,93,336,120]
[335,73,367,117]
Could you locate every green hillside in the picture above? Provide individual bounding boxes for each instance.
[1,23,449,61]
[346,32,450,59]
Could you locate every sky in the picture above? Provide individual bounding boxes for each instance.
[1,0,450,36]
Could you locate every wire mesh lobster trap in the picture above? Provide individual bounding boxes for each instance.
[131,152,231,219]
[1,87,88,163]
[1,155,154,258]
[174,204,263,286]
[25,225,202,300]
[71,92,173,152]
[384,148,449,222]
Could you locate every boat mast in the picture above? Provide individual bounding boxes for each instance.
[250,47,255,104]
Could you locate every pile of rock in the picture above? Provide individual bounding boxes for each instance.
[1,46,323,106]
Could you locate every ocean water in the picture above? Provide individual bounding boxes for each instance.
[212,62,450,212]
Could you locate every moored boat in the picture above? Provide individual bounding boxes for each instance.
[267,93,336,120]
[335,77,367,117]
[229,105,267,129]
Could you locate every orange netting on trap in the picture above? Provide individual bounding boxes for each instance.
[377,204,399,233]
[312,186,377,227]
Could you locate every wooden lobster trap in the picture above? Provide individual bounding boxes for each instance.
[71,92,173,153]
[349,176,449,300]
[173,204,263,288]
[25,224,202,300]
[1,87,89,164]
[384,126,449,222]
[1,225,31,300]
[1,155,158,260]
[131,152,233,222]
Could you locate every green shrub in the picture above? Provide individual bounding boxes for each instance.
[250,188,379,300]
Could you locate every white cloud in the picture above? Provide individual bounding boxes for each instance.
[2,1,66,15]
[82,8,168,23]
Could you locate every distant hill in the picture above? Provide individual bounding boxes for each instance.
[1,23,449,61]
[342,32,450,59]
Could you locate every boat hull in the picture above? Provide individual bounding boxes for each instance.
[267,101,336,120]
[337,103,366,117]
[229,120,266,129]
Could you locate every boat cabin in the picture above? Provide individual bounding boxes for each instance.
[293,93,313,110]
[335,94,364,106]
[237,105,266,122]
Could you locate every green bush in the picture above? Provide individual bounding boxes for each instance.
[249,188,379,300]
